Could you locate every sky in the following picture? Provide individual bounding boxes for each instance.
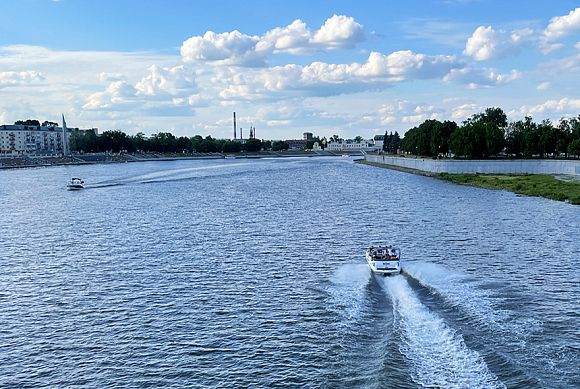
[0,0,579,140]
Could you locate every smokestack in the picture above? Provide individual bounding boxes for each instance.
[233,112,237,139]
[240,127,243,140]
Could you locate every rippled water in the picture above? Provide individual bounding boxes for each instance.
[0,157,578,388]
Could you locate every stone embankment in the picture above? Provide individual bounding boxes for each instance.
[365,155,580,176]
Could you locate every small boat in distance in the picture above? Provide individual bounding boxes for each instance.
[67,177,85,190]
[366,245,401,276]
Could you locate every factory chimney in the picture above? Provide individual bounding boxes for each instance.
[233,112,237,140]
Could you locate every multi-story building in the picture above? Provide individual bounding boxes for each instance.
[0,123,97,156]
[326,138,381,152]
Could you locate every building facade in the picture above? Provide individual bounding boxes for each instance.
[326,138,381,152]
[0,124,95,156]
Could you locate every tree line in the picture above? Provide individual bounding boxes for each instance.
[69,130,323,154]
[397,108,580,158]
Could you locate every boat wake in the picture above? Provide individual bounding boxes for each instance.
[403,262,542,340]
[89,163,250,188]
[328,264,371,325]
[381,276,505,389]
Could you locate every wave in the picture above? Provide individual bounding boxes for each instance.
[403,261,542,339]
[381,276,504,388]
[328,263,371,325]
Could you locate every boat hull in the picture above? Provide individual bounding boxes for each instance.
[66,185,84,190]
[366,258,401,275]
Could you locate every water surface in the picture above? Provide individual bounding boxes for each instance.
[0,157,578,388]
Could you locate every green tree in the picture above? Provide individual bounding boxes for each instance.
[243,138,262,152]
[15,119,40,126]
[272,140,289,151]
[568,139,580,158]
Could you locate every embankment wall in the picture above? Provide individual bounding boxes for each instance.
[365,155,580,175]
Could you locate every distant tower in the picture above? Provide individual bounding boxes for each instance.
[249,126,254,139]
[233,112,237,140]
[61,114,68,155]
[240,127,243,140]
[253,126,256,139]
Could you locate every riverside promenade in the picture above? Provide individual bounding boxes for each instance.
[365,155,580,176]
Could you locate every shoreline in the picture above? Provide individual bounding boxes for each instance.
[0,151,345,170]
[357,160,580,205]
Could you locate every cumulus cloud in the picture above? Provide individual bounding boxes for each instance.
[213,50,463,100]
[256,19,311,54]
[0,70,44,87]
[135,65,196,96]
[180,30,263,66]
[181,15,365,66]
[298,50,460,85]
[378,100,442,125]
[83,81,137,110]
[463,26,533,60]
[517,98,580,116]
[310,14,364,48]
[543,8,580,41]
[451,103,480,120]
[444,67,521,88]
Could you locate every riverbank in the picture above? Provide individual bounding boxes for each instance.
[358,160,580,205]
[0,150,339,169]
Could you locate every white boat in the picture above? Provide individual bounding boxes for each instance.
[67,177,84,190]
[365,245,401,275]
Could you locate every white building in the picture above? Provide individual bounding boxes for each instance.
[326,138,381,152]
[0,123,96,156]
[373,135,384,150]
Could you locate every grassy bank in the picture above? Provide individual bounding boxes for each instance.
[357,160,580,205]
[437,173,580,204]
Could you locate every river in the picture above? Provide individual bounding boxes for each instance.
[0,157,578,388]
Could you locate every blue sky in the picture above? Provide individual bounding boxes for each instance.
[0,0,578,139]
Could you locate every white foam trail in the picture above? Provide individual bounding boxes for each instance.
[382,276,504,389]
[328,264,371,323]
[403,261,541,338]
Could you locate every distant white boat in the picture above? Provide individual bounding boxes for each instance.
[224,155,236,159]
[66,177,84,190]
[366,245,401,276]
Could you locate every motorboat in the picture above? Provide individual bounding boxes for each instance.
[366,245,401,275]
[67,177,85,190]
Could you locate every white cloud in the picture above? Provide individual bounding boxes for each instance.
[310,14,364,49]
[537,81,551,90]
[213,51,463,100]
[83,81,137,110]
[0,70,44,87]
[256,19,311,54]
[180,15,365,66]
[543,8,580,41]
[135,65,196,96]
[517,98,580,116]
[463,26,533,61]
[444,67,521,88]
[451,103,480,120]
[378,100,442,125]
[464,26,498,60]
[180,30,262,66]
